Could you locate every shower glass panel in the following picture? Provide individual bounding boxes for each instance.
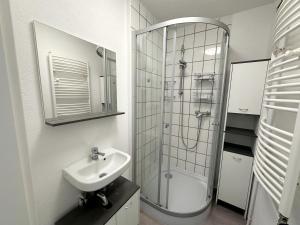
[134,18,229,216]
[135,28,165,205]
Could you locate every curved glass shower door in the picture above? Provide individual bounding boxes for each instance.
[134,18,229,215]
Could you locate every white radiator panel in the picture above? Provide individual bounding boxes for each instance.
[48,53,91,117]
[254,0,300,219]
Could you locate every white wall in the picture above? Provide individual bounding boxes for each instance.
[0,28,32,225]
[1,1,130,225]
[221,3,276,62]
[230,4,275,62]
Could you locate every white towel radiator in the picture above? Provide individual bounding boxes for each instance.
[253,0,300,224]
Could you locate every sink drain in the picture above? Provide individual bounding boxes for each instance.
[164,173,173,179]
[99,173,107,178]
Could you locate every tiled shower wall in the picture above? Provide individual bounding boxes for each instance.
[162,23,228,178]
[130,0,163,199]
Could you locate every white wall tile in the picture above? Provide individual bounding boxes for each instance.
[139,3,147,18]
[176,37,184,50]
[193,47,205,61]
[205,29,218,45]
[184,34,194,49]
[196,153,206,166]
[187,151,196,162]
[195,23,206,32]
[193,61,203,74]
[177,26,185,37]
[139,15,146,29]
[184,49,194,62]
[178,159,186,170]
[131,0,140,11]
[194,32,205,47]
[131,7,139,30]
[186,162,195,173]
[195,165,205,176]
[178,148,186,160]
[185,24,195,35]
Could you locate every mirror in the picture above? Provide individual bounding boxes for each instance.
[33,21,121,125]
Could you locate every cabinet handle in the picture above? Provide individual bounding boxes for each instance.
[233,156,242,161]
[239,108,249,112]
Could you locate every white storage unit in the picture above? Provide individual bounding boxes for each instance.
[228,61,268,115]
[218,150,253,210]
[105,191,140,225]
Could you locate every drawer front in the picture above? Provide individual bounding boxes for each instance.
[218,151,253,209]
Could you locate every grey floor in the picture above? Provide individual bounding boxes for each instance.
[140,205,247,225]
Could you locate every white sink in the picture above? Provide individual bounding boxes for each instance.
[63,148,131,192]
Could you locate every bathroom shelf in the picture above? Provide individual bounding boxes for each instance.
[223,142,253,157]
[45,111,125,126]
[225,126,257,137]
[193,74,215,81]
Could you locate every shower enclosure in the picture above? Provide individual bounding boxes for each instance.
[133,17,229,224]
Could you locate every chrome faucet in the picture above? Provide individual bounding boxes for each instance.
[90,147,105,160]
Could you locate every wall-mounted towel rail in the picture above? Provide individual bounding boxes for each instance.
[274,0,300,43]
[254,1,300,224]
[48,53,91,117]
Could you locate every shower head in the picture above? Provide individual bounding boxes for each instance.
[96,46,104,58]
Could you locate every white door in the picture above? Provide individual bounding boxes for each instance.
[116,191,140,225]
[218,151,253,209]
[228,61,268,115]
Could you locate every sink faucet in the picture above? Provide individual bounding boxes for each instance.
[90,147,105,160]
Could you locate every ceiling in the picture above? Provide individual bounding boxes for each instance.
[141,0,276,21]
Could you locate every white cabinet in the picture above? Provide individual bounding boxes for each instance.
[105,217,117,225]
[228,61,268,115]
[218,151,253,210]
[105,190,140,225]
[116,191,140,225]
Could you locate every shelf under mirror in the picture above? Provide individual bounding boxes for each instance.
[45,112,125,126]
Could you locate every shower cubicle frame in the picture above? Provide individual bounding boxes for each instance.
[132,17,230,217]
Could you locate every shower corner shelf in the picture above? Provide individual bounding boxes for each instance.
[193,73,215,81]
[225,126,257,137]
[45,111,125,126]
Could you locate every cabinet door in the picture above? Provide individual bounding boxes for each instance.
[116,191,140,225]
[228,61,268,115]
[218,151,253,209]
[105,217,117,225]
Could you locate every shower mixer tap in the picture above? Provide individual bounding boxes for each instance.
[195,111,211,118]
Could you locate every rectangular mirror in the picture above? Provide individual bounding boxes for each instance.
[33,21,123,126]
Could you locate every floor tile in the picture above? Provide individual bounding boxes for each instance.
[140,204,247,225]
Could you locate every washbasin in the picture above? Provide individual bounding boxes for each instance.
[63,148,131,192]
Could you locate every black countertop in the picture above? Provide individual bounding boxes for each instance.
[225,127,257,137]
[223,142,254,157]
[55,177,140,225]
